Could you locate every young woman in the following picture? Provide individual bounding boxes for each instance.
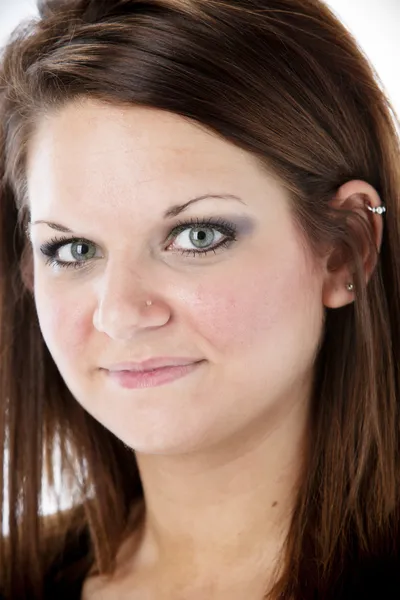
[1,0,399,598]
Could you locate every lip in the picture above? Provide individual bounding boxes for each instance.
[106,357,203,372]
[103,361,204,389]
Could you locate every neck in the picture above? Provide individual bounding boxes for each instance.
[129,394,310,589]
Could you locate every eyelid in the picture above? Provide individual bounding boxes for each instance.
[38,216,239,251]
[39,235,98,255]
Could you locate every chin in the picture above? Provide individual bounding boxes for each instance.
[116,426,215,456]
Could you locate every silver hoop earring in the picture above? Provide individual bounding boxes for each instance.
[366,204,386,215]
[346,283,355,292]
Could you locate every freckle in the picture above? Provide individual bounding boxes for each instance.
[272,501,278,507]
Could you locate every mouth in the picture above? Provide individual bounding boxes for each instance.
[102,360,205,390]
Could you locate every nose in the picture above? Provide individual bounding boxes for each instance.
[92,263,170,341]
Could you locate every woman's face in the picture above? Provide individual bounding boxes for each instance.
[27,99,325,454]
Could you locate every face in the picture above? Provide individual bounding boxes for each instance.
[27,99,325,455]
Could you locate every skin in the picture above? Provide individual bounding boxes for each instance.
[26,98,383,598]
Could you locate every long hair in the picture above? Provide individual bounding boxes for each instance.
[1,0,400,597]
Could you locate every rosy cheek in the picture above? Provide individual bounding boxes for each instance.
[35,285,90,359]
[187,257,316,356]
[187,275,279,353]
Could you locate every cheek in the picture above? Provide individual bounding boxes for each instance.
[34,281,90,364]
[188,256,321,357]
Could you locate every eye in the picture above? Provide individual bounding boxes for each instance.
[39,236,101,270]
[57,240,97,262]
[167,217,238,257]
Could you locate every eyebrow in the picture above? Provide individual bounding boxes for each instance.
[29,193,246,233]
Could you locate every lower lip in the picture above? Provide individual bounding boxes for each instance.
[104,361,204,389]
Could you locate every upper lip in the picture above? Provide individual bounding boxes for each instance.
[105,357,203,372]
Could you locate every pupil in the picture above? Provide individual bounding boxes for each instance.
[73,242,89,259]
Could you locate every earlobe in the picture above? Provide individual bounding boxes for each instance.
[322,277,355,309]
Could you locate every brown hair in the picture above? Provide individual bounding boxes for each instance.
[1,0,400,597]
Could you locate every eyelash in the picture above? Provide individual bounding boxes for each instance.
[39,217,239,271]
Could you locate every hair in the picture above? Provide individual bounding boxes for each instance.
[0,0,400,597]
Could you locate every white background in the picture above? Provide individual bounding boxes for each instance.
[0,0,399,522]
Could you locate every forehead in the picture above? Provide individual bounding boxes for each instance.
[27,99,259,181]
[25,98,286,222]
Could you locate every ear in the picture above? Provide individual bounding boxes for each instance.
[322,180,385,309]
